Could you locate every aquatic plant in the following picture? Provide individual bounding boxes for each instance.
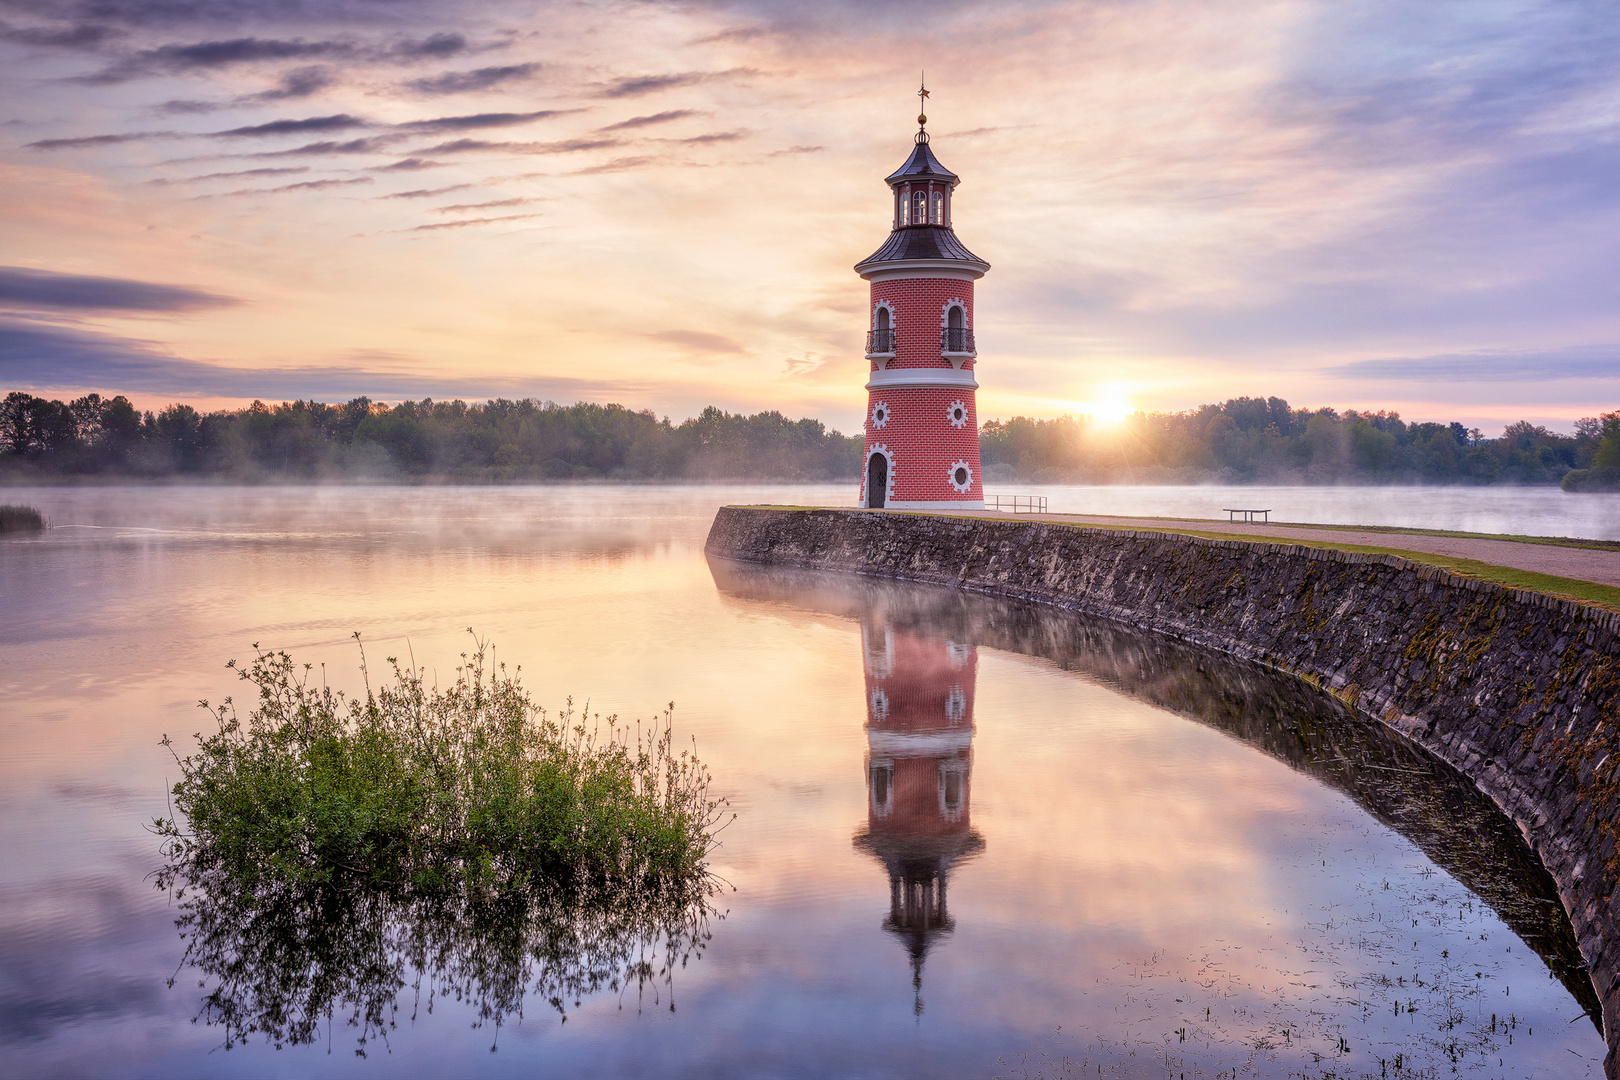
[0,504,44,532]
[153,633,727,1051]
[155,633,728,893]
[160,863,717,1052]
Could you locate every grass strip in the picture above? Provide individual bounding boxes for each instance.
[731,505,1618,552]
[956,514,1620,612]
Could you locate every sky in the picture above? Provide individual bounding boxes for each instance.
[1,0,1617,435]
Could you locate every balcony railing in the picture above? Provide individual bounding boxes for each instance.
[865,329,896,356]
[941,328,976,355]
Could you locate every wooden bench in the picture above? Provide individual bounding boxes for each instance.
[1223,508,1271,523]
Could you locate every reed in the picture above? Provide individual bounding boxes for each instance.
[155,633,728,895]
[0,504,44,532]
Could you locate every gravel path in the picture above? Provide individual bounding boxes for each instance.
[890,510,1620,589]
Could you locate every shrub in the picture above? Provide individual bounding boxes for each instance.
[155,633,728,894]
[153,633,727,1050]
[1561,468,1620,493]
[0,504,44,532]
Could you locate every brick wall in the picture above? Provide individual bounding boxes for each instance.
[869,278,975,371]
[861,387,982,503]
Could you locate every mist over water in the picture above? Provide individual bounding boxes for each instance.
[1007,484,1620,540]
[0,486,1608,1076]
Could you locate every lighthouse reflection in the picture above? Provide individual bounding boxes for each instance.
[852,614,984,1015]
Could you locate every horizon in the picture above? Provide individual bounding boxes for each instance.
[3,1,1617,439]
[2,386,1602,442]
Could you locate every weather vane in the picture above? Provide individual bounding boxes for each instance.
[917,74,930,127]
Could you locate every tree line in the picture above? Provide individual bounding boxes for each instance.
[1,389,1615,487]
[0,393,861,481]
[981,397,1618,488]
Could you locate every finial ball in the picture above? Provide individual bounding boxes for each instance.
[918,113,927,125]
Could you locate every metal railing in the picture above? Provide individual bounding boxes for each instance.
[987,494,1047,513]
[865,329,896,356]
[941,328,976,354]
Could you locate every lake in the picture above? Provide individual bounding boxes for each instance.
[0,484,1612,1077]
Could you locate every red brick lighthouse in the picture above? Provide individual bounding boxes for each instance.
[857,84,991,510]
[853,612,984,1015]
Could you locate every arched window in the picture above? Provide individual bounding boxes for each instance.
[868,307,895,358]
[943,305,970,355]
[912,189,928,225]
[931,190,943,224]
[871,760,894,817]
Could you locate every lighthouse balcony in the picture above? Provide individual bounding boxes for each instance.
[940,328,976,357]
[865,329,897,359]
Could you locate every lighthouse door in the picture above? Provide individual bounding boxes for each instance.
[867,453,888,508]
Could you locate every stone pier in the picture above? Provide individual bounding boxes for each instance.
[706,505,1620,1074]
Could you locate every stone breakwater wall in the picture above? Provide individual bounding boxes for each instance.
[706,506,1620,1072]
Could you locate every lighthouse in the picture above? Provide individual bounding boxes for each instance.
[857,84,991,510]
[853,611,984,1015]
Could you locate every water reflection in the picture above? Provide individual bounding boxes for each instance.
[158,868,717,1053]
[709,557,1601,1030]
[853,615,985,1015]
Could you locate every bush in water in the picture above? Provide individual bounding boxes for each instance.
[154,633,729,894]
[0,504,44,532]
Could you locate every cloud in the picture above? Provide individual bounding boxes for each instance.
[405,63,541,95]
[430,197,541,213]
[1326,346,1620,382]
[27,130,175,150]
[244,64,336,101]
[28,109,574,158]
[692,27,769,45]
[595,68,757,98]
[29,115,372,151]
[0,320,589,401]
[212,113,367,137]
[665,130,746,145]
[369,157,445,172]
[411,136,618,155]
[392,32,466,60]
[159,166,309,183]
[249,136,400,156]
[570,155,655,175]
[212,177,373,197]
[153,98,219,115]
[394,109,575,133]
[87,37,355,83]
[376,184,473,199]
[0,267,236,313]
[406,213,542,232]
[644,329,746,355]
[599,109,702,132]
[0,19,121,49]
[783,352,824,375]
[768,144,825,156]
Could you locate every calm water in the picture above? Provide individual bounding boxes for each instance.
[1003,484,1620,540]
[0,485,1610,1077]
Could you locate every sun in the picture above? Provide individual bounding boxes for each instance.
[1087,393,1132,425]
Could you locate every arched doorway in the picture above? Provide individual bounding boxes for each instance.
[867,452,888,508]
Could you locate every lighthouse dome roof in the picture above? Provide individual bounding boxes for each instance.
[884,135,959,186]
[855,226,988,277]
